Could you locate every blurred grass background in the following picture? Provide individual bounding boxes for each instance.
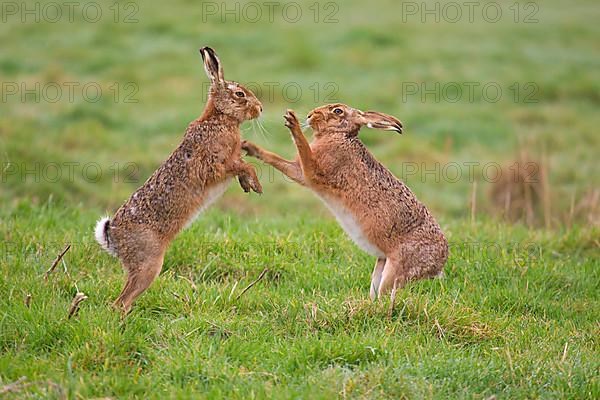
[1,0,598,225]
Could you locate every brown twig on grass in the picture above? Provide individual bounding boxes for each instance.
[68,292,88,319]
[44,244,71,280]
[235,268,268,301]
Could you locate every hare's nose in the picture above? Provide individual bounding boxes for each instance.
[307,112,314,119]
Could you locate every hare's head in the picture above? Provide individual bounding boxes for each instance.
[307,103,403,138]
[200,47,262,122]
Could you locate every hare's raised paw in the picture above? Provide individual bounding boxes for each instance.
[238,174,263,194]
[242,140,261,159]
[284,110,300,131]
[238,175,252,193]
[249,175,263,194]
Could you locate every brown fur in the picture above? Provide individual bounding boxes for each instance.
[242,104,448,300]
[95,47,263,313]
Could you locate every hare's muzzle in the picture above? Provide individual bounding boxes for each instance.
[252,104,262,118]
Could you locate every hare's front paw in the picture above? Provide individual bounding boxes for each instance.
[249,176,263,194]
[242,140,261,159]
[238,173,263,194]
[284,109,300,132]
[238,175,252,193]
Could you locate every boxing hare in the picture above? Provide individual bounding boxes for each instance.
[95,47,263,312]
[242,105,448,300]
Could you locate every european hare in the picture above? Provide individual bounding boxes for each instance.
[242,105,448,299]
[95,47,263,312]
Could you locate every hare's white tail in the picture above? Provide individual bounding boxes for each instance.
[95,216,116,256]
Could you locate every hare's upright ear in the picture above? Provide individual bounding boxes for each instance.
[357,110,403,134]
[199,46,225,84]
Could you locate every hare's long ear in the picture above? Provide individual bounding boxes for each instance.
[357,110,403,134]
[199,46,225,84]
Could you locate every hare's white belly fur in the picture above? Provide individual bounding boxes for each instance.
[317,194,385,257]
[185,178,231,227]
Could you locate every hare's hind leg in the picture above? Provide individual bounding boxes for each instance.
[377,256,405,299]
[377,243,443,301]
[114,252,165,313]
[370,258,386,301]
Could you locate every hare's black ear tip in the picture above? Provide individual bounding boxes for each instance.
[392,124,403,134]
[199,46,214,58]
[395,120,404,134]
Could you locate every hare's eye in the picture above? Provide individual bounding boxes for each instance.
[333,108,343,115]
[235,91,245,98]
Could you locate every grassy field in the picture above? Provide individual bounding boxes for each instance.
[1,205,598,398]
[1,0,599,398]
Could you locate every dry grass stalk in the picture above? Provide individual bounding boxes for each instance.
[489,150,545,226]
[68,292,88,319]
[235,269,268,300]
[541,150,551,229]
[470,180,478,224]
[44,244,71,280]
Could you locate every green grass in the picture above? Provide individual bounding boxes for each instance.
[1,0,599,398]
[0,202,598,399]
[1,0,598,218]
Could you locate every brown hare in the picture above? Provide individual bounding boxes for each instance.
[242,105,448,300]
[95,47,263,313]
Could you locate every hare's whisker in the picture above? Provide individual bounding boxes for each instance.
[250,119,267,142]
[256,117,271,143]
